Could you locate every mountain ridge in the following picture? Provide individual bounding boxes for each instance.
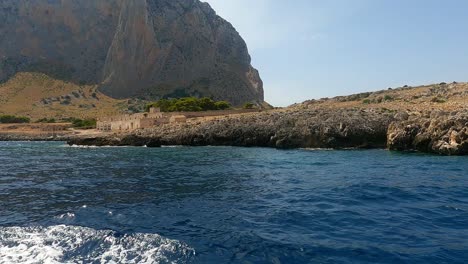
[0,0,263,105]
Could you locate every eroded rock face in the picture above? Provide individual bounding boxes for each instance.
[387,111,468,155]
[0,0,263,105]
[66,108,468,155]
[68,108,397,149]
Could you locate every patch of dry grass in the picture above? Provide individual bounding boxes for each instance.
[0,72,128,120]
[300,82,468,112]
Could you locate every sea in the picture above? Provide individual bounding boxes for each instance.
[0,141,467,263]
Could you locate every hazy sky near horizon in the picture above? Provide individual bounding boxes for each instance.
[205,0,468,106]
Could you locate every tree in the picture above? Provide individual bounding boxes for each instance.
[214,101,231,110]
[146,97,232,112]
[198,97,216,111]
[174,97,202,111]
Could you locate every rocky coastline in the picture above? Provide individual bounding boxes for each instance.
[0,134,66,142]
[66,108,468,155]
[387,110,468,155]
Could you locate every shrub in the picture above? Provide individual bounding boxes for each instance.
[173,97,203,112]
[383,95,394,101]
[146,97,231,112]
[37,118,56,123]
[431,97,446,103]
[243,102,255,109]
[362,99,371,104]
[198,97,217,110]
[65,118,96,129]
[0,115,30,124]
[214,101,231,110]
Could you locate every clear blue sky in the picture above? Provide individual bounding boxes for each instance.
[205,0,468,106]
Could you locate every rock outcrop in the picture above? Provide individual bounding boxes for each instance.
[69,108,397,149]
[0,0,263,105]
[67,108,468,155]
[387,110,468,155]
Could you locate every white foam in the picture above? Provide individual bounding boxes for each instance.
[54,213,76,220]
[300,148,334,151]
[69,144,99,148]
[68,145,140,149]
[0,225,194,264]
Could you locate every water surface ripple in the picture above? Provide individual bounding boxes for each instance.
[0,142,467,263]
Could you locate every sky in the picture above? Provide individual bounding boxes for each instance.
[205,0,468,106]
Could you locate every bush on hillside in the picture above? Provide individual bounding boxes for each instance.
[36,118,56,123]
[384,95,394,101]
[431,97,447,103]
[0,115,30,124]
[243,102,255,109]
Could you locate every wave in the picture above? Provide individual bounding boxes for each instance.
[67,144,152,149]
[68,144,100,148]
[0,225,195,264]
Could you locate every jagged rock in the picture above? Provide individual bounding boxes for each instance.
[68,108,396,149]
[387,111,468,155]
[69,135,161,147]
[67,109,468,155]
[0,0,263,105]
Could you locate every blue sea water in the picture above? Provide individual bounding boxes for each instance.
[0,142,467,263]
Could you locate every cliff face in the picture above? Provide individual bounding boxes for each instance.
[0,0,263,105]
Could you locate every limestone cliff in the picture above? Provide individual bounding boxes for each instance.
[0,0,264,105]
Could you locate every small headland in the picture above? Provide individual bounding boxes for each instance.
[68,83,468,155]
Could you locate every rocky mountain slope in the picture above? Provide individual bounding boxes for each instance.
[0,0,263,105]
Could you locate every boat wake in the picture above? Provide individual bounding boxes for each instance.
[0,225,195,263]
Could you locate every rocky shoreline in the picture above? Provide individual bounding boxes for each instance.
[1,109,465,155]
[387,110,468,155]
[65,108,468,155]
[0,133,72,142]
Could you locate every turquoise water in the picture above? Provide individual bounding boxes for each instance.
[0,142,467,263]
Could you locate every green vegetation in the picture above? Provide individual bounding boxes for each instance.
[146,97,231,112]
[383,95,394,101]
[243,102,255,109]
[36,118,56,123]
[431,97,447,103]
[361,94,395,104]
[0,115,30,124]
[350,92,372,101]
[61,117,96,129]
[214,101,231,110]
[73,119,96,129]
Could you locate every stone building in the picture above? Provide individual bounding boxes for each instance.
[97,107,171,132]
[97,108,260,132]
[169,115,187,124]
